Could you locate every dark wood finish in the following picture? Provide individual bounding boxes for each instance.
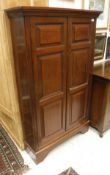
[6,6,100,163]
[90,61,110,137]
[66,17,93,130]
[30,17,67,147]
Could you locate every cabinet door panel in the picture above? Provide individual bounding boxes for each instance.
[66,18,93,130]
[38,53,62,96]
[69,49,90,87]
[37,24,63,46]
[41,100,63,138]
[73,24,90,42]
[69,88,87,126]
[30,17,67,146]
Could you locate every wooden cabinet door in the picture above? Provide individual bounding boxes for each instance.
[30,17,67,146]
[66,18,94,130]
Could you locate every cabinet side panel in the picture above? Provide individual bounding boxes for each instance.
[90,77,108,131]
[9,16,37,150]
[104,82,110,131]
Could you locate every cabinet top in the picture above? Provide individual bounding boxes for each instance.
[5,6,101,18]
[93,61,110,80]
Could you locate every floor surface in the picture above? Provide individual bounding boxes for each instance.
[21,127,110,175]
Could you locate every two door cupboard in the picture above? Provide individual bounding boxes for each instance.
[6,7,100,163]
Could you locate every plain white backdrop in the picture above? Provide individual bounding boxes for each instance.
[49,0,82,9]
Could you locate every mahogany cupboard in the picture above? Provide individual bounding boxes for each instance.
[6,7,100,163]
